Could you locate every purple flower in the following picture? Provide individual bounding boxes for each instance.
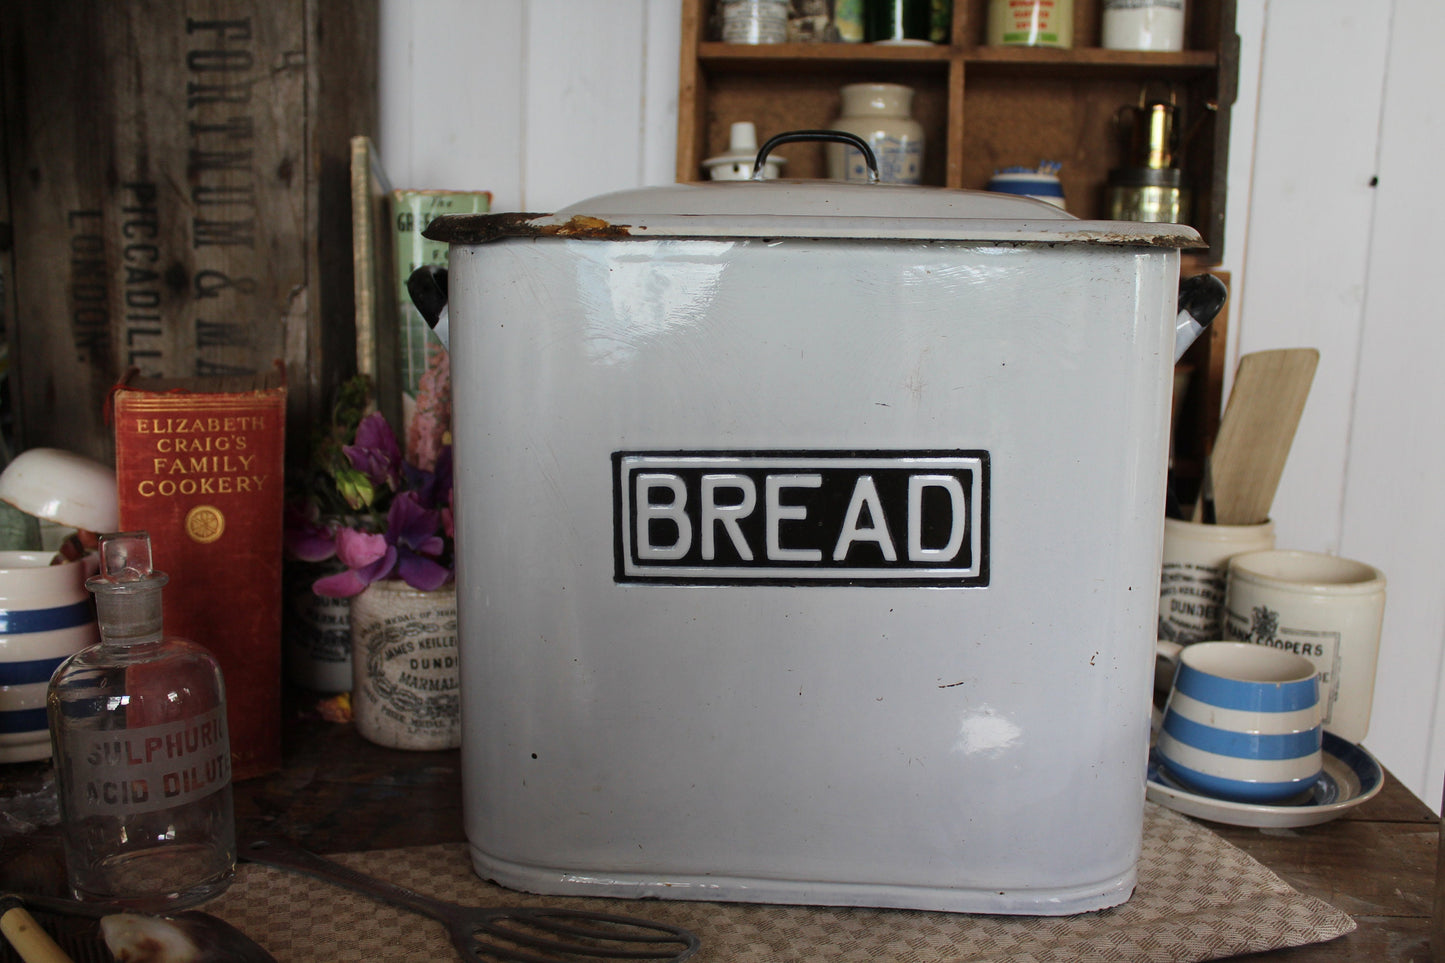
[298,391,455,598]
[403,446,453,512]
[386,491,451,592]
[343,412,404,493]
[312,528,398,598]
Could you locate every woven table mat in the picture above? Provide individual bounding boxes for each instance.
[206,802,1353,962]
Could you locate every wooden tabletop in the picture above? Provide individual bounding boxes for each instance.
[1,694,1438,962]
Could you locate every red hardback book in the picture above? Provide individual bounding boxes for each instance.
[111,371,286,780]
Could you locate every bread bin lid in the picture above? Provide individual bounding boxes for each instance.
[424,178,1204,249]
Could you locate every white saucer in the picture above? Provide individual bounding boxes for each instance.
[1146,731,1384,828]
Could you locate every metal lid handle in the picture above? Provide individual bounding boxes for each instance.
[753,130,880,183]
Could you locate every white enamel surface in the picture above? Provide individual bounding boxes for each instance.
[450,234,1179,913]
[554,179,1075,219]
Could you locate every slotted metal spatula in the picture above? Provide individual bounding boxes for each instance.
[241,836,701,963]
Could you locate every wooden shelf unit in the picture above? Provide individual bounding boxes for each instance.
[677,0,1239,265]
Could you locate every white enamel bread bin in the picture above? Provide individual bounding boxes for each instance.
[426,161,1210,915]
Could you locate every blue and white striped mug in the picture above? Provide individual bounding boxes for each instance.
[0,552,98,763]
[1154,640,1323,803]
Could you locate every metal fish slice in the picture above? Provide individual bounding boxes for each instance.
[241,836,701,963]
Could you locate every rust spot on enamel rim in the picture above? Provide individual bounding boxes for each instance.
[425,213,1204,249]
[423,212,632,244]
[1057,229,1202,249]
[423,180,1205,248]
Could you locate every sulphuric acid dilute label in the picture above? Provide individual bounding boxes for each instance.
[59,706,231,817]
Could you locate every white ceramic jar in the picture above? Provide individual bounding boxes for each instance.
[702,121,785,181]
[350,580,460,750]
[825,83,924,184]
[1158,517,1276,645]
[1224,550,1386,745]
[1102,0,1185,52]
[286,579,353,692]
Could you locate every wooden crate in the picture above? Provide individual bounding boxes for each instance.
[0,0,377,465]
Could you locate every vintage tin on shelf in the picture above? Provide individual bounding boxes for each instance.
[426,140,1210,915]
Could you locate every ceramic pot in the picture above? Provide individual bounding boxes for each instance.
[987,0,1074,48]
[350,580,459,750]
[0,552,98,762]
[825,83,924,184]
[286,579,353,693]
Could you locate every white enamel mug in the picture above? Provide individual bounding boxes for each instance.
[1223,551,1385,745]
[0,552,99,762]
[1155,640,1323,804]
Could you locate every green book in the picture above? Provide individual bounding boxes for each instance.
[389,189,491,432]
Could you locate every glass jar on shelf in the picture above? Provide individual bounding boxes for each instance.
[715,0,789,43]
[47,531,235,911]
[987,0,1074,48]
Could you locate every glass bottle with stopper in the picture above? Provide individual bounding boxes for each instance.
[46,531,235,910]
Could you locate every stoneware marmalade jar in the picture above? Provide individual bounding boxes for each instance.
[350,580,460,750]
[826,83,924,184]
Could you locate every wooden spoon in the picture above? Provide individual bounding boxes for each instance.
[1202,347,1319,526]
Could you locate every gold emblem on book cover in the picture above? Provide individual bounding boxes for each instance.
[185,505,225,544]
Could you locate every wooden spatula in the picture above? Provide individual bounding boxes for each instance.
[1204,348,1319,526]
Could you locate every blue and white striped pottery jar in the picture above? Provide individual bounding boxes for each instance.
[0,552,98,763]
[1156,641,1322,804]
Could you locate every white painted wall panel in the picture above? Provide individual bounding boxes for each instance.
[1236,2,1390,558]
[641,0,683,186]
[379,0,526,205]
[1339,0,1445,809]
[523,0,647,210]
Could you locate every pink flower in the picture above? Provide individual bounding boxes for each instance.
[407,346,452,471]
[284,506,337,563]
[312,528,398,598]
